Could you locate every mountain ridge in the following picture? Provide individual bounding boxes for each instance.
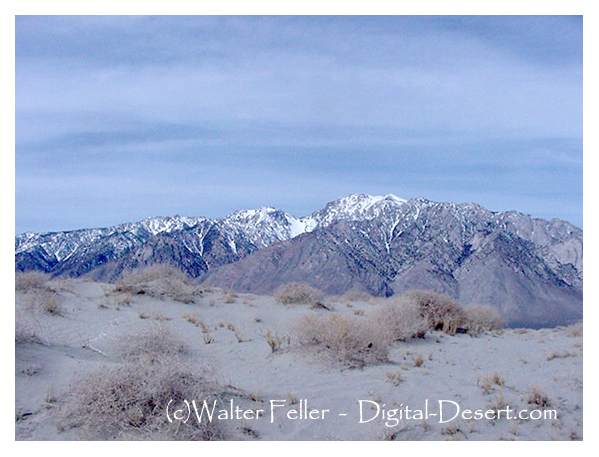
[15,194,582,327]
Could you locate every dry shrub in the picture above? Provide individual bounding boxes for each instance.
[463,305,505,334]
[115,323,187,363]
[115,264,200,304]
[24,291,65,316]
[564,322,583,337]
[45,277,76,294]
[59,358,227,440]
[16,271,66,317]
[293,312,391,368]
[60,323,228,440]
[370,296,429,341]
[15,309,44,345]
[38,295,65,316]
[274,282,324,306]
[403,290,467,334]
[15,271,51,291]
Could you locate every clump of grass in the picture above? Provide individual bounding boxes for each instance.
[151,312,170,322]
[223,290,237,304]
[478,371,506,394]
[118,294,134,306]
[442,421,466,439]
[115,264,200,304]
[183,313,201,326]
[226,323,246,343]
[26,290,65,316]
[263,330,289,353]
[412,353,425,367]
[526,386,551,408]
[487,392,508,419]
[182,315,214,343]
[396,290,504,336]
[386,370,404,386]
[183,313,210,332]
[40,296,65,316]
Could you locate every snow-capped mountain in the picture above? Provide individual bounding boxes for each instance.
[208,196,582,328]
[15,194,406,277]
[15,194,583,327]
[300,194,408,232]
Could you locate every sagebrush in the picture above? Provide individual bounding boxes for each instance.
[59,324,227,440]
[115,264,200,304]
[274,282,324,305]
[115,323,187,363]
[15,271,51,291]
[59,358,227,440]
[370,296,429,341]
[463,304,505,334]
[15,271,66,316]
[293,312,391,368]
[403,290,467,334]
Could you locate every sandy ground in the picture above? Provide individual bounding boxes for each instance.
[15,278,583,442]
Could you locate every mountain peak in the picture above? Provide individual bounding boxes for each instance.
[135,215,205,235]
[334,193,406,207]
[300,193,407,232]
[225,206,281,221]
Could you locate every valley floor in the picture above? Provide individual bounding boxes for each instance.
[15,279,583,441]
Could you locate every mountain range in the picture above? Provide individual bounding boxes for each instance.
[15,194,583,328]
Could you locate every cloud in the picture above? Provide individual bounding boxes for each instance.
[15,16,583,233]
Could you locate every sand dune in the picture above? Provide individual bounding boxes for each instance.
[15,277,583,441]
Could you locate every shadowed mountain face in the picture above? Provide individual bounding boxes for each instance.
[15,195,582,327]
[206,199,582,328]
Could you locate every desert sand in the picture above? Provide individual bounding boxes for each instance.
[15,277,583,442]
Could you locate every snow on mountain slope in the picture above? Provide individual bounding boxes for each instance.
[15,194,409,273]
[218,207,303,250]
[300,194,407,232]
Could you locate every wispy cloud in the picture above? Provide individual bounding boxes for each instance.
[15,15,583,233]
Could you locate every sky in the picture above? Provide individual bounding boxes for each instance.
[15,15,583,233]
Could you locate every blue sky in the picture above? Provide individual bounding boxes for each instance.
[15,15,583,233]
